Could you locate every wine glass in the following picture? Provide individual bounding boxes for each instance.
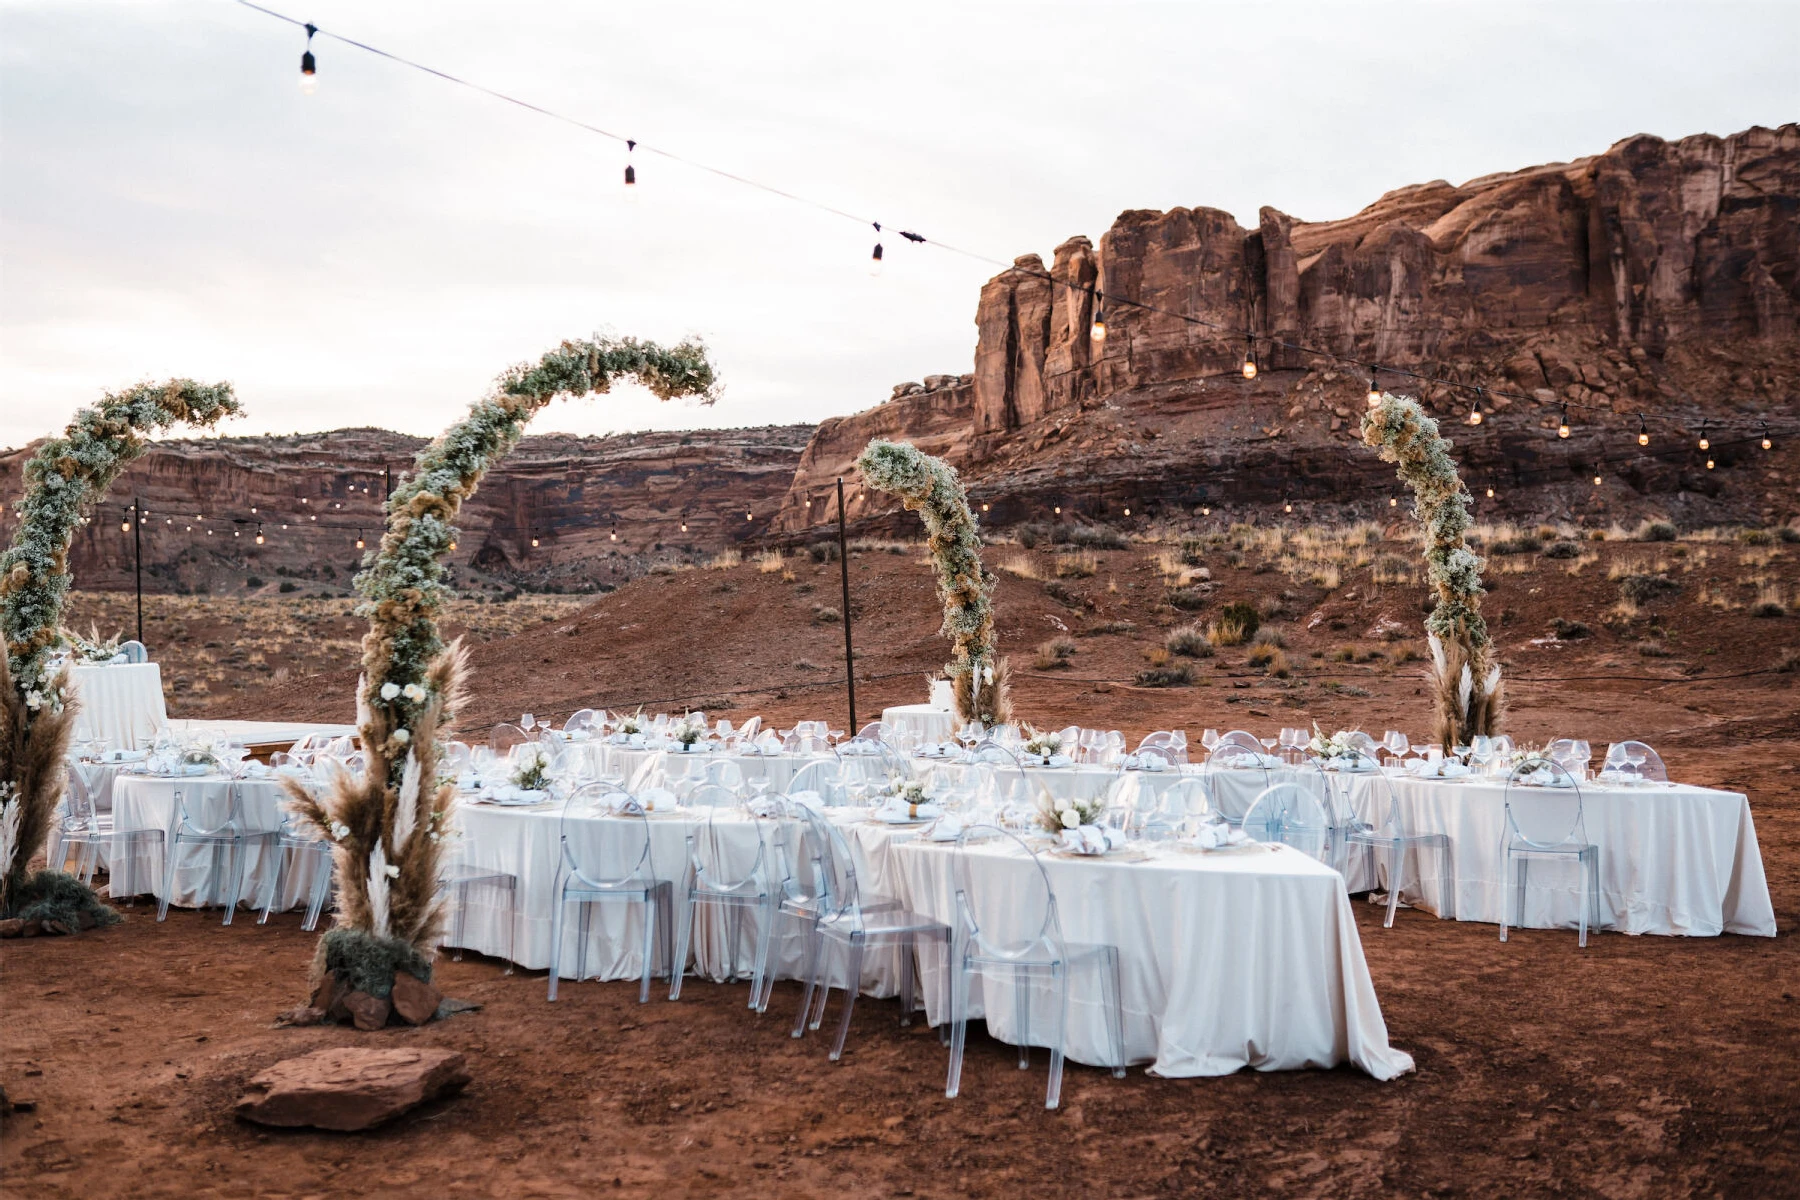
[1623,746,1646,781]
[1201,729,1221,753]
[520,713,537,740]
[1259,734,1279,760]
[1384,730,1410,764]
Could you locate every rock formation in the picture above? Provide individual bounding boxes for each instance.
[773,124,1799,532]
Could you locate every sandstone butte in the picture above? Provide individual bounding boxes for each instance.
[4,124,1794,597]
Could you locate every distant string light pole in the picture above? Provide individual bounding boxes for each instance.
[129,498,144,645]
[836,477,856,732]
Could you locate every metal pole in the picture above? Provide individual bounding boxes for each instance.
[133,496,143,647]
[836,477,856,732]
[383,464,393,499]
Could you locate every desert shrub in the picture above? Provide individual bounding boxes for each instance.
[1179,535,1206,566]
[1043,581,1082,608]
[1016,524,1042,549]
[1251,626,1286,649]
[1637,640,1671,657]
[1489,533,1543,555]
[1134,665,1193,688]
[1552,617,1592,639]
[811,605,841,624]
[1779,648,1800,672]
[1738,528,1775,546]
[1033,636,1078,669]
[1640,520,1679,542]
[756,549,785,573]
[1619,573,1681,605]
[1371,553,1415,583]
[999,554,1041,580]
[1055,551,1098,579]
[1777,526,1800,545]
[1392,642,1424,663]
[1068,524,1128,550]
[1080,620,1136,637]
[278,580,298,593]
[1165,623,1212,658]
[1212,601,1260,644]
[1751,598,1787,619]
[3,871,122,930]
[1542,540,1581,560]
[1142,646,1170,667]
[707,550,741,569]
[808,541,840,563]
[1165,586,1207,611]
[1252,647,1291,677]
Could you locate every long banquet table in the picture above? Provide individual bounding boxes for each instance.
[109,773,307,910]
[445,800,1414,1080]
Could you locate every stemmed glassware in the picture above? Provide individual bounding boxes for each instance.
[1200,729,1221,753]
[1468,735,1495,776]
[1383,730,1410,764]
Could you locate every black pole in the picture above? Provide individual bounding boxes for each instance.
[383,464,393,499]
[836,477,856,733]
[132,497,143,646]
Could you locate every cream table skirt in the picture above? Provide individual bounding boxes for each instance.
[68,663,167,751]
[108,774,305,910]
[882,704,955,745]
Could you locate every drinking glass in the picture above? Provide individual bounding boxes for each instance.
[1384,730,1410,761]
[1623,747,1646,780]
[1200,729,1221,752]
[520,713,536,735]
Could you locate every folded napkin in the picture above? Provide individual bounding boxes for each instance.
[1439,762,1471,779]
[928,815,967,842]
[481,784,549,804]
[1042,753,1073,768]
[840,741,882,757]
[607,732,647,747]
[1190,823,1251,850]
[100,748,149,764]
[787,789,827,812]
[275,764,310,779]
[998,802,1037,830]
[1058,824,1127,855]
[1124,754,1169,772]
[237,762,271,779]
[875,796,942,823]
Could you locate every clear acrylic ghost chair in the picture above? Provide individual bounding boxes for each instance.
[1136,731,1189,764]
[1241,783,1330,861]
[489,723,530,754]
[258,777,334,931]
[1345,731,1381,758]
[783,730,835,756]
[546,783,673,1003]
[1217,730,1263,753]
[1545,739,1592,777]
[1202,741,1272,825]
[440,856,518,973]
[1336,752,1453,925]
[1601,741,1667,783]
[855,721,892,743]
[1056,726,1083,756]
[1500,760,1602,947]
[156,783,282,924]
[1127,774,1208,842]
[701,760,747,795]
[685,782,740,809]
[50,762,163,898]
[442,741,474,776]
[726,715,763,748]
[786,758,844,804]
[563,708,602,735]
[788,803,949,1061]
[946,823,1126,1110]
[323,735,356,757]
[670,796,782,1003]
[119,639,149,664]
[967,740,1030,809]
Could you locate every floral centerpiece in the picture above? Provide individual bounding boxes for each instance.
[508,744,553,792]
[1505,746,1560,783]
[60,625,123,664]
[2,378,239,931]
[1036,787,1106,835]
[672,716,706,751]
[614,710,645,738]
[1307,725,1360,762]
[1020,724,1063,762]
[179,739,221,771]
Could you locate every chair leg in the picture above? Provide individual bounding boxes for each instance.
[829,939,865,1062]
[898,932,916,1027]
[503,880,518,976]
[303,852,332,932]
[451,881,467,962]
[747,896,775,1011]
[1383,840,1403,928]
[547,894,566,1002]
[670,891,696,1001]
[1046,965,1068,1110]
[576,900,593,984]
[1015,974,1032,1069]
[946,952,970,1100]
[638,891,659,1004]
[259,844,285,925]
[157,836,178,922]
[1438,837,1456,920]
[808,938,833,1032]
[1100,949,1127,1079]
[791,922,822,1038]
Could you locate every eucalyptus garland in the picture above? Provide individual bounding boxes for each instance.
[1361,393,1504,745]
[854,439,1011,726]
[286,334,717,971]
[1,379,241,917]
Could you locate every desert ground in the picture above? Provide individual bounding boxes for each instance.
[6,519,1799,1198]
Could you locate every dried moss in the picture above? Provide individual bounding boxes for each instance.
[3,870,122,929]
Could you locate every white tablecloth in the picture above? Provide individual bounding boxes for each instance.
[68,663,167,751]
[876,826,1412,1080]
[1337,773,1776,937]
[882,704,956,745]
[109,774,301,909]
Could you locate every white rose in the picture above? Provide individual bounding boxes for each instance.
[1059,808,1080,829]
[392,728,411,744]
[380,682,401,700]
[402,683,426,702]
[330,822,350,840]
[383,863,400,879]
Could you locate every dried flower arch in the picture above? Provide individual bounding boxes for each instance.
[1362,393,1504,746]
[2,380,241,919]
[854,439,1011,726]
[285,335,717,972]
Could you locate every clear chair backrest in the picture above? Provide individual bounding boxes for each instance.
[1205,740,1268,772]
[1242,783,1330,859]
[787,758,843,804]
[1159,776,1215,826]
[120,640,148,664]
[1345,731,1380,757]
[61,761,98,831]
[324,735,356,757]
[702,759,745,792]
[1218,730,1262,752]
[1287,758,1349,826]
[1138,730,1188,763]
[1545,738,1592,773]
[1503,760,1587,847]
[968,739,1029,804]
[563,708,601,734]
[951,823,1060,961]
[172,783,260,838]
[734,715,763,741]
[855,722,889,743]
[442,741,473,774]
[1133,744,1180,770]
[686,782,739,809]
[560,782,655,887]
[788,801,860,920]
[686,792,766,890]
[1603,740,1667,782]
[490,723,530,753]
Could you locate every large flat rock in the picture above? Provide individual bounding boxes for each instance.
[235,1046,470,1132]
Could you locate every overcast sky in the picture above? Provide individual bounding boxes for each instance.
[2,1,1794,449]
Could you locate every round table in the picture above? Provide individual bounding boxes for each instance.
[68,662,167,750]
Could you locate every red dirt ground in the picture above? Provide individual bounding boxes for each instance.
[8,533,1800,1197]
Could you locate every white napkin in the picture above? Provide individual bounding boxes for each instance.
[1439,762,1471,779]
[875,796,941,823]
[788,789,827,812]
[998,802,1037,830]
[481,784,549,804]
[238,762,271,779]
[1044,753,1073,768]
[1058,824,1126,855]
[929,815,967,842]
[101,748,149,764]
[1190,823,1251,850]
[840,741,880,757]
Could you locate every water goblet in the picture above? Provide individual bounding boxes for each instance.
[1200,728,1221,752]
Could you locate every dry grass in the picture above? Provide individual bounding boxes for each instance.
[1752,582,1789,618]
[706,549,742,570]
[755,549,786,574]
[1165,623,1212,658]
[1055,551,1099,579]
[999,554,1042,581]
[1032,636,1078,670]
[1370,554,1416,585]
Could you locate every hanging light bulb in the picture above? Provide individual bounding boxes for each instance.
[355,531,365,550]
[1089,290,1106,343]
[1389,496,1399,508]
[299,23,318,95]
[1638,415,1650,447]
[746,510,753,521]
[1283,501,1293,514]
[121,516,131,532]
[869,222,883,276]
[1558,405,1571,438]
[680,521,688,533]
[981,502,990,512]
[1123,506,1132,516]
[255,524,265,545]
[1698,422,1710,451]
[1053,505,1062,515]
[623,139,637,197]
[1201,506,1211,516]
[1468,391,1484,426]
[449,539,457,551]
[1367,370,1382,407]
[1593,472,1603,486]
[1241,333,1257,380]
[1761,423,1773,451]
[610,527,618,542]
[1486,486,1496,499]
[1705,458,1715,470]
